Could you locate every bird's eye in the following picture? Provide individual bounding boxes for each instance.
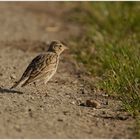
[53,45,56,49]
[56,45,61,49]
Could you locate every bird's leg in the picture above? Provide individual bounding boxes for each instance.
[48,81,62,103]
[42,82,49,97]
[33,82,40,94]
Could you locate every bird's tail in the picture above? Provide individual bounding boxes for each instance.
[10,77,28,89]
[20,80,28,87]
[10,80,21,89]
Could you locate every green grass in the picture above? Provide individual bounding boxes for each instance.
[66,2,140,136]
[68,1,140,113]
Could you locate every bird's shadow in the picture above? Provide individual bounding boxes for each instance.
[0,87,23,94]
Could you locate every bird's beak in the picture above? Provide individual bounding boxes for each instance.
[63,45,68,50]
[61,41,68,50]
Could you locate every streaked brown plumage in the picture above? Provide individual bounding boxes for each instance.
[10,40,67,89]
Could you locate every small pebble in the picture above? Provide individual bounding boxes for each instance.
[80,88,88,94]
[76,98,82,104]
[28,108,33,117]
[63,111,69,115]
[57,118,63,122]
[102,111,106,114]
[79,103,85,106]
[10,74,16,80]
[117,114,129,120]
[105,101,109,105]
[29,95,34,100]
[86,99,101,108]
[28,108,32,112]
[71,101,75,105]
[14,125,21,132]
[72,80,78,84]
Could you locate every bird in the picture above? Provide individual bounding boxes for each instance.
[10,40,68,89]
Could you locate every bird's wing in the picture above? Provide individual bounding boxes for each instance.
[21,52,58,87]
[10,54,45,89]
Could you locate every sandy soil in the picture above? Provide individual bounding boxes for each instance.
[0,2,136,138]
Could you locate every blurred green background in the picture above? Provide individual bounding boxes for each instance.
[66,2,140,136]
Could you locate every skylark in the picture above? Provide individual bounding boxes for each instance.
[10,40,67,89]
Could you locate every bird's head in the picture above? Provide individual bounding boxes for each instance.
[48,40,68,55]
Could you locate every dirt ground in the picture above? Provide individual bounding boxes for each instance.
[0,2,136,138]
